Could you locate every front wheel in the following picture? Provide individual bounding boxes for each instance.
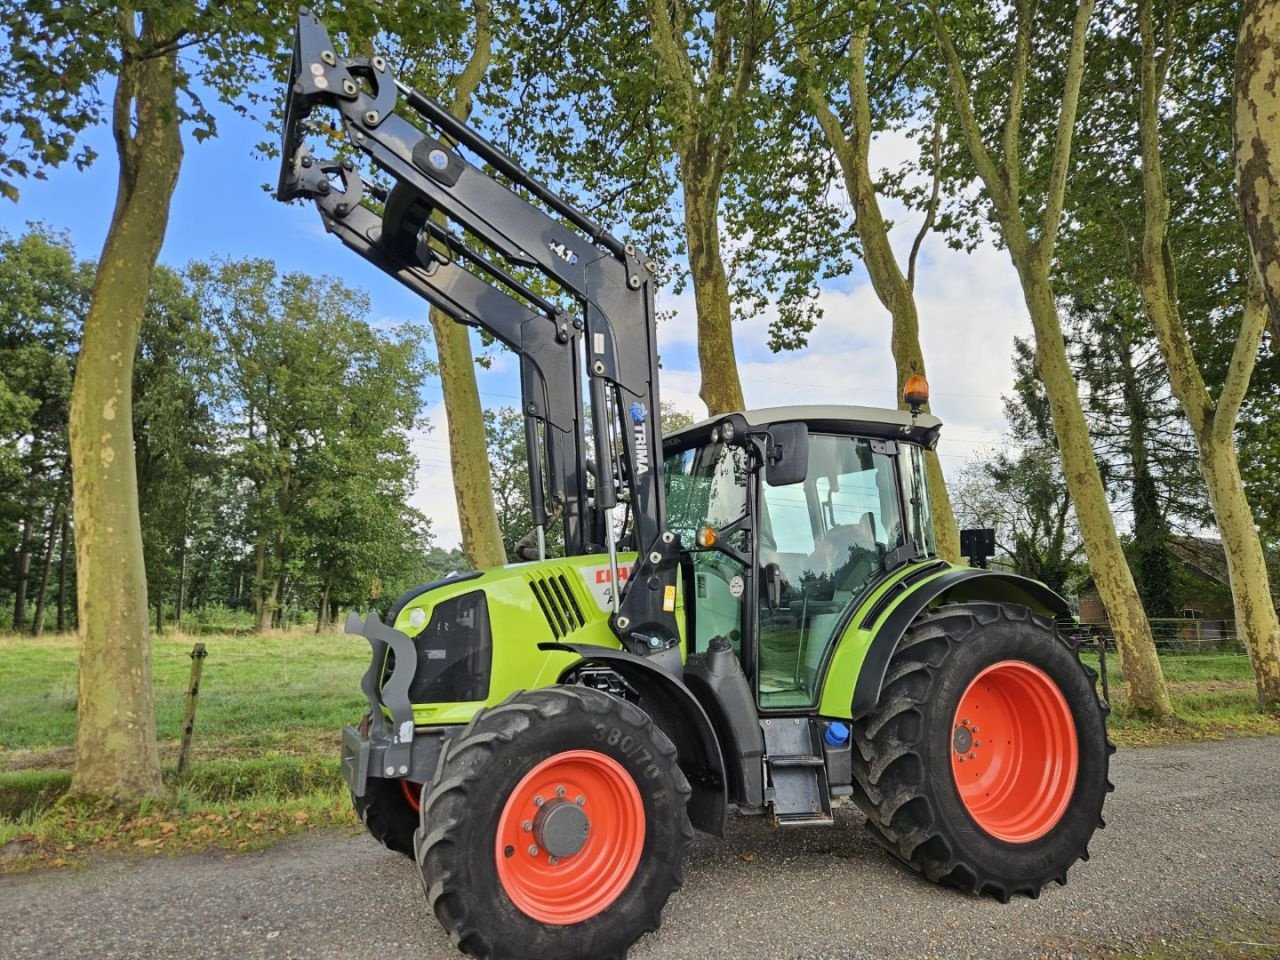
[350,716,421,857]
[851,602,1114,901]
[416,686,692,960]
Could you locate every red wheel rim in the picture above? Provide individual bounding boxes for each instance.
[495,749,645,925]
[951,660,1078,843]
[401,779,423,813]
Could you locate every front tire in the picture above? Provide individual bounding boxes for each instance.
[416,686,693,960]
[351,776,420,857]
[851,602,1114,901]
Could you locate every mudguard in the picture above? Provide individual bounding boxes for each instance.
[540,642,729,836]
[851,569,1071,719]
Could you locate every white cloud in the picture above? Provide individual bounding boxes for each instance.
[408,401,462,548]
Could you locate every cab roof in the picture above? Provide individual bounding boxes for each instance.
[662,404,943,451]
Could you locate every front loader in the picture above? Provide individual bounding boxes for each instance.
[276,12,1114,960]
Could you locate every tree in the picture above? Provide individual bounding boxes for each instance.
[414,0,507,573]
[1,0,290,804]
[644,0,766,413]
[193,258,429,633]
[1237,0,1280,345]
[0,227,87,632]
[928,0,1173,719]
[1130,0,1280,713]
[1,0,459,805]
[133,265,217,633]
[786,1,960,562]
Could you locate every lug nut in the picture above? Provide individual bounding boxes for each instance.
[533,795,544,807]
[548,856,560,865]
[522,820,532,831]
[576,796,586,806]
[528,845,539,856]
[556,786,566,797]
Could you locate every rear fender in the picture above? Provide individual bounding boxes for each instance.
[541,642,728,836]
[851,570,1071,719]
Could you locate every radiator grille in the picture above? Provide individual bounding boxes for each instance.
[529,571,587,638]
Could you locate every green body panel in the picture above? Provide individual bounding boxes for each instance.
[817,562,959,718]
[386,553,689,726]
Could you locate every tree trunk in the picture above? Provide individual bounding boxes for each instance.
[645,0,755,418]
[428,1,505,573]
[932,0,1171,720]
[254,535,274,632]
[683,176,745,415]
[30,503,61,636]
[68,25,182,805]
[1236,0,1280,342]
[56,502,71,633]
[175,539,187,630]
[432,310,507,570]
[13,510,33,631]
[316,576,331,634]
[1200,429,1280,712]
[1019,260,1173,720]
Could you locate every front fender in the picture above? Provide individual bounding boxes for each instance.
[540,642,728,836]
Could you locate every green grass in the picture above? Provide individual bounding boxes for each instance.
[0,629,369,756]
[0,632,1276,870]
[1074,650,1280,744]
[0,628,370,870]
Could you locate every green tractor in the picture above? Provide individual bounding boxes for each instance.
[278,12,1112,960]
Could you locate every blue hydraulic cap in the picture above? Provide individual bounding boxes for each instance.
[824,721,850,747]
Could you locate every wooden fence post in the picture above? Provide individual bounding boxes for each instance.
[177,643,208,774]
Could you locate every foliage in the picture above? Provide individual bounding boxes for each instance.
[0,227,88,631]
[0,231,441,632]
[190,257,432,627]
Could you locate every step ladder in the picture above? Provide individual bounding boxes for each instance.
[762,717,834,826]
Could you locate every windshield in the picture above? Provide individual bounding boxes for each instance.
[662,441,749,544]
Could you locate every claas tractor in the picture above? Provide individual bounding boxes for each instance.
[276,11,1113,960]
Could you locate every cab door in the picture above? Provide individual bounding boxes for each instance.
[755,434,906,709]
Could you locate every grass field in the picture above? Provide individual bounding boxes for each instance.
[0,629,1275,869]
[0,629,370,868]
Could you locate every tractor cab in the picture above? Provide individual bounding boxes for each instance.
[662,405,942,711]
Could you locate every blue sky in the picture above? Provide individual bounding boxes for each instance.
[0,78,1029,548]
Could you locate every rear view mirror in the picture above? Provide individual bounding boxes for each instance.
[764,422,808,487]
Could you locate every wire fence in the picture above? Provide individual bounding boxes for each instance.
[1067,618,1250,656]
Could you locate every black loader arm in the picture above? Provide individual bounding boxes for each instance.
[277,10,681,661]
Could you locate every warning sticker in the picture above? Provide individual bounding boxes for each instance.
[663,584,677,612]
[728,575,745,598]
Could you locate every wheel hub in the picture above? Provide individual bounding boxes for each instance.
[495,749,646,925]
[950,660,1079,843]
[534,798,591,858]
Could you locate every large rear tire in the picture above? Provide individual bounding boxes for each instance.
[851,602,1114,901]
[416,686,693,960]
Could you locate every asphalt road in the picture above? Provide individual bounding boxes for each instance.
[2,738,1277,960]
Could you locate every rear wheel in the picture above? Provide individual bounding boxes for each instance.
[416,686,692,960]
[851,602,1113,901]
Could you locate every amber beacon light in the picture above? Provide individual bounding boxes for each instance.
[903,374,930,414]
